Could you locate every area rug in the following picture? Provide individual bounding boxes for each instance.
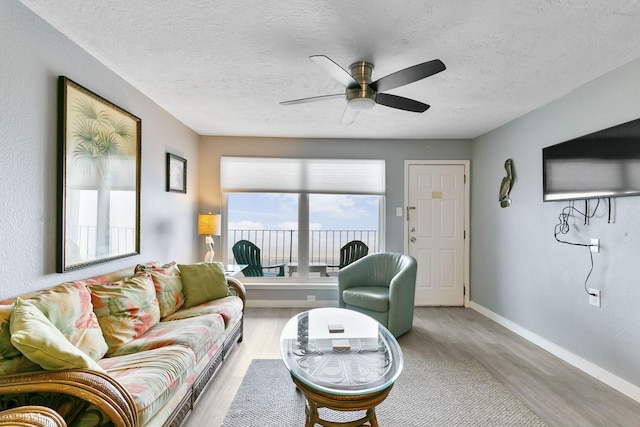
[221,359,546,426]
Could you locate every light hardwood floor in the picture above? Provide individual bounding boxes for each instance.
[184,307,640,426]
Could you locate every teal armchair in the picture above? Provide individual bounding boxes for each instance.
[337,252,417,337]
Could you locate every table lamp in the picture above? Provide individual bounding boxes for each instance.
[198,213,221,262]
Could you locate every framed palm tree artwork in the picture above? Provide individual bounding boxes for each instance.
[57,76,141,272]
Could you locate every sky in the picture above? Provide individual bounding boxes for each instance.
[228,193,379,231]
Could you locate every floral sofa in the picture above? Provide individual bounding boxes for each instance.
[0,261,246,427]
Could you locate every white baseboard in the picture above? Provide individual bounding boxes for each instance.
[246,299,337,308]
[470,302,640,403]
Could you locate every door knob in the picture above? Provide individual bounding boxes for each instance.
[410,237,416,242]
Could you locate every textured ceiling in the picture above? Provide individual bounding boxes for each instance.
[18,0,640,139]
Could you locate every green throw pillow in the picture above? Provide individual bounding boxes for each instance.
[178,262,229,308]
[9,298,106,373]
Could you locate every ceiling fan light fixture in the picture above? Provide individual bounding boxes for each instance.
[346,86,376,111]
[347,97,376,111]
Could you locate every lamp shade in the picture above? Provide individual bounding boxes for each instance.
[198,213,221,235]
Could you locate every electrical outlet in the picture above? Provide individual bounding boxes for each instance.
[588,288,601,307]
[307,295,316,302]
[590,238,600,253]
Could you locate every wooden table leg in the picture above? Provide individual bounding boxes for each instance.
[292,376,392,427]
[367,408,379,427]
[305,397,320,427]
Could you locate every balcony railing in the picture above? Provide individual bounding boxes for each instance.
[226,229,378,275]
[68,226,136,259]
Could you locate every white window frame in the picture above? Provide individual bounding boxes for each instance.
[220,157,386,285]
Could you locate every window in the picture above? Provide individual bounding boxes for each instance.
[222,157,385,281]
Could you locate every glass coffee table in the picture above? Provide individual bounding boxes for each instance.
[280,307,403,427]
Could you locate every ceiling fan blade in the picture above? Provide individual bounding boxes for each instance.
[370,59,445,93]
[375,93,430,113]
[341,107,360,125]
[280,93,344,106]
[310,55,360,88]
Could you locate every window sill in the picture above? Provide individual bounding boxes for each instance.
[243,282,338,291]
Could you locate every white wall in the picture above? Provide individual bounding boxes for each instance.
[0,1,200,299]
[471,57,640,389]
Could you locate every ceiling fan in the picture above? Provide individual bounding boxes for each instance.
[280,55,446,124]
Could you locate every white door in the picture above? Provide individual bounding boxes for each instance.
[406,162,467,306]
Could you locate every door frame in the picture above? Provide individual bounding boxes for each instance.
[404,160,470,307]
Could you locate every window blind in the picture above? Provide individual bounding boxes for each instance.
[220,157,385,195]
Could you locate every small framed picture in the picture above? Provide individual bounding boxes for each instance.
[166,153,187,193]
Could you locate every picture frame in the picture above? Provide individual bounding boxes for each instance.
[166,153,187,193]
[57,76,141,272]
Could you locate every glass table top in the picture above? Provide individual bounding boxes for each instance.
[280,307,403,396]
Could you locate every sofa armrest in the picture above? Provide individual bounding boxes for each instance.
[226,277,246,308]
[0,405,67,427]
[0,369,137,427]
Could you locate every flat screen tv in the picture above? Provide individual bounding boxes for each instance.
[542,117,640,202]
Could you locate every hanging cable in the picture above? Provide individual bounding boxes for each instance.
[553,199,600,296]
[583,248,595,297]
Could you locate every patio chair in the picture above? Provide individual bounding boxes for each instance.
[232,240,285,277]
[328,240,369,273]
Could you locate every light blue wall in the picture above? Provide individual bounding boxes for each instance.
[199,137,471,305]
[471,57,640,387]
[199,136,472,256]
[0,1,200,299]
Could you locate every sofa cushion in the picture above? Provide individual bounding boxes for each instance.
[0,354,41,376]
[177,262,229,308]
[88,266,137,285]
[26,282,108,361]
[135,262,185,318]
[0,304,20,359]
[109,313,226,361]
[342,286,390,312]
[89,273,161,355]
[100,345,196,426]
[163,295,243,326]
[10,298,105,373]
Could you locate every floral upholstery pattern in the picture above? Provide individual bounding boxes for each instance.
[0,354,40,376]
[99,345,196,426]
[88,267,137,285]
[9,298,106,373]
[24,282,108,361]
[135,262,185,318]
[141,380,194,427]
[89,273,160,355]
[0,260,246,427]
[109,313,225,360]
[163,295,243,326]
[0,304,20,359]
